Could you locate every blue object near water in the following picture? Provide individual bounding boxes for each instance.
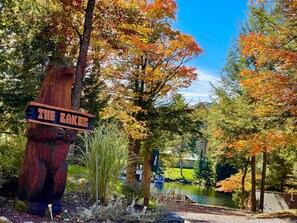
[151,149,159,172]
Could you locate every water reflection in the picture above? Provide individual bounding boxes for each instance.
[154,182,164,190]
[152,182,236,208]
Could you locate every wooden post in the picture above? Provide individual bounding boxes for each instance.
[142,149,152,207]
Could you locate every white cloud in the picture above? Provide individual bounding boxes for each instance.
[179,69,219,104]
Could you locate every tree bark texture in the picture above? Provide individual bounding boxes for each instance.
[179,159,184,179]
[142,149,152,207]
[241,158,249,209]
[259,150,268,212]
[126,138,141,184]
[71,0,95,110]
[251,155,257,212]
[18,65,76,216]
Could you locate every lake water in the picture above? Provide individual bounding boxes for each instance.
[151,182,236,208]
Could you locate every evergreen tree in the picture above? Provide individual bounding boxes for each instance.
[266,150,295,192]
[194,150,214,186]
[81,70,109,121]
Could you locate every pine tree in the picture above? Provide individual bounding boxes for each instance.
[194,150,214,186]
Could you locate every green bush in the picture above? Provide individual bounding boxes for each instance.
[65,164,88,193]
[15,200,27,212]
[232,189,249,209]
[79,122,128,204]
[121,182,145,205]
[0,134,26,192]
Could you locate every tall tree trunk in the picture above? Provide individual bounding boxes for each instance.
[126,138,141,184]
[142,149,152,207]
[180,136,184,179]
[251,155,257,212]
[280,157,285,191]
[180,159,184,179]
[71,0,95,110]
[259,150,267,212]
[241,158,250,209]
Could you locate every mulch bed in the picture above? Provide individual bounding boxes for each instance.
[0,192,257,223]
[0,191,93,223]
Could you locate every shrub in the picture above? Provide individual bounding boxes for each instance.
[15,200,27,212]
[121,182,145,205]
[92,198,168,222]
[194,150,215,186]
[232,189,249,209]
[0,134,26,194]
[79,122,128,204]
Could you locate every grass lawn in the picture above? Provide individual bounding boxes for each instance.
[68,164,87,178]
[164,167,195,181]
[66,164,88,193]
[68,164,196,182]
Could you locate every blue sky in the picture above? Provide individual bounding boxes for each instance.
[175,0,248,103]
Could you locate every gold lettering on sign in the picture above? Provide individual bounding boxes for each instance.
[38,108,44,119]
[78,116,83,127]
[27,103,93,131]
[60,112,89,127]
[77,116,89,127]
[83,117,88,127]
[60,112,66,123]
[49,110,55,121]
[77,116,88,127]
[38,108,55,121]
[65,114,71,124]
[44,109,50,120]
[71,115,77,126]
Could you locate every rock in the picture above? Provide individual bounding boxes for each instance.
[77,207,92,221]
[78,178,87,185]
[0,216,11,223]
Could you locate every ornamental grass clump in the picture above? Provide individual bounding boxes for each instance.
[91,198,168,223]
[80,122,128,204]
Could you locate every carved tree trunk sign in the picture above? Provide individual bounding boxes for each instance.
[18,65,94,217]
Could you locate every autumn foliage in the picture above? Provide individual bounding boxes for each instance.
[207,0,297,211]
[216,172,252,193]
[100,3,202,139]
[239,1,297,117]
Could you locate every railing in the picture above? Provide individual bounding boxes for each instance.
[151,191,195,204]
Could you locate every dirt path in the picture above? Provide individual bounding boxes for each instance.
[169,203,296,223]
